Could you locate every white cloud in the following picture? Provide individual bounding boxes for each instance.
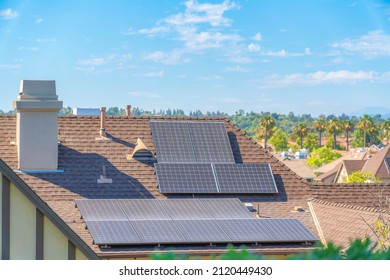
[262,70,390,88]
[18,46,38,51]
[224,65,252,72]
[228,55,253,64]
[252,32,262,41]
[0,64,21,69]
[142,50,187,64]
[332,30,390,58]
[248,43,260,52]
[138,26,170,35]
[35,18,43,24]
[0,8,17,19]
[165,0,239,27]
[261,49,309,57]
[136,0,241,59]
[77,57,107,66]
[36,38,56,43]
[138,71,165,77]
[128,91,161,98]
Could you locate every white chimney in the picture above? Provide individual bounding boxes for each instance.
[12,80,63,170]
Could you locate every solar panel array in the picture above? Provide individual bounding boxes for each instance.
[76,199,318,246]
[150,121,235,163]
[155,163,278,194]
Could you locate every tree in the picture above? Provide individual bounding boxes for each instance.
[306,147,342,168]
[343,120,354,151]
[382,120,390,144]
[302,133,320,152]
[313,118,327,147]
[269,129,288,152]
[356,115,374,148]
[327,119,342,150]
[293,123,308,149]
[257,115,275,150]
[347,170,382,183]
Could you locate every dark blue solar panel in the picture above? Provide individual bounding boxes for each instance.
[155,163,218,193]
[258,219,318,242]
[75,199,127,221]
[174,220,231,243]
[150,121,196,163]
[129,220,186,244]
[117,199,171,220]
[85,220,140,245]
[188,122,235,163]
[216,219,275,242]
[214,163,278,193]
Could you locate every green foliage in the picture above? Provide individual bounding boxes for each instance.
[307,147,342,168]
[302,133,319,152]
[150,238,390,260]
[269,129,288,152]
[347,170,382,183]
[324,137,345,150]
[351,127,381,148]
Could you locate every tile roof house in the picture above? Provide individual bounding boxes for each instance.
[0,80,389,260]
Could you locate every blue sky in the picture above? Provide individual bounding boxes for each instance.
[1,0,389,115]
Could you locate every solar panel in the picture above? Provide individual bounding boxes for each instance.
[150,121,196,163]
[155,163,218,193]
[216,219,275,242]
[214,163,278,193]
[174,220,231,243]
[129,220,187,244]
[75,199,127,221]
[85,220,140,245]
[385,157,390,173]
[160,200,214,220]
[258,218,318,242]
[188,122,235,163]
[117,199,171,220]
[200,199,255,219]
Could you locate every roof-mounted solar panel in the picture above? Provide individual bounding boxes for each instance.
[160,199,215,220]
[130,220,187,244]
[150,121,196,163]
[75,199,127,221]
[117,199,171,220]
[258,218,318,243]
[85,220,140,245]
[199,199,255,219]
[174,219,231,243]
[214,163,278,194]
[155,163,218,193]
[187,122,235,163]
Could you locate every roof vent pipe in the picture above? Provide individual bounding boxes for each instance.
[125,105,131,117]
[100,107,106,137]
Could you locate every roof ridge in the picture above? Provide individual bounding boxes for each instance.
[309,198,383,213]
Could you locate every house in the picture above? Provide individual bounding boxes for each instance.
[319,145,390,184]
[0,80,389,260]
[273,154,316,182]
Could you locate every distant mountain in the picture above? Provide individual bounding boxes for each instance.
[349,107,390,118]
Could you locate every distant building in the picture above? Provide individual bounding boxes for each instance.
[72,108,100,116]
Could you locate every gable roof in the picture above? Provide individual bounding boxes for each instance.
[363,145,390,181]
[0,115,317,258]
[1,114,389,258]
[314,149,367,174]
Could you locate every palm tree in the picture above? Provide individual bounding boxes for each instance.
[343,120,354,151]
[356,115,374,148]
[313,118,327,147]
[293,123,308,149]
[259,115,275,150]
[382,120,390,144]
[327,119,342,150]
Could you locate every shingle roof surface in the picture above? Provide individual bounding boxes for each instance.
[0,114,389,258]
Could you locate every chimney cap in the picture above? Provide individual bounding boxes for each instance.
[19,80,58,100]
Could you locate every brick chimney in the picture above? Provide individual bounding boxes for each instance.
[13,80,63,170]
